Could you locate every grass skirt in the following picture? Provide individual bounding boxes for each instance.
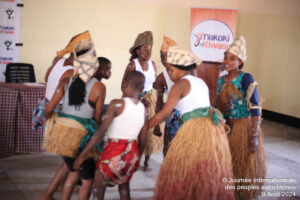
[228,119,266,200]
[143,92,164,155]
[43,114,99,159]
[154,117,235,200]
[43,115,87,157]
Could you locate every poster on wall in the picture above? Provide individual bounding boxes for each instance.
[190,8,238,62]
[0,0,21,82]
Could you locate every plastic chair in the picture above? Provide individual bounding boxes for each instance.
[5,63,36,83]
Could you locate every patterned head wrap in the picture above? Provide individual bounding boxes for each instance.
[160,35,178,52]
[167,46,202,70]
[73,39,99,83]
[57,31,99,83]
[129,31,153,54]
[225,35,247,63]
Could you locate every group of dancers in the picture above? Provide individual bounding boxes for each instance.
[37,30,265,200]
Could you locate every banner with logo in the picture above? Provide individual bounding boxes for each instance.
[0,0,21,82]
[190,8,238,62]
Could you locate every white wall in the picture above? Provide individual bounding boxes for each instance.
[20,0,300,117]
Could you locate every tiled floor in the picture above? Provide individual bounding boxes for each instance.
[0,119,299,200]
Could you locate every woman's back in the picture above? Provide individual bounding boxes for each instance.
[175,75,210,115]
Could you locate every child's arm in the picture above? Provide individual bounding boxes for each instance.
[138,110,148,155]
[73,99,120,170]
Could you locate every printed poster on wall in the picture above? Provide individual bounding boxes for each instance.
[0,0,21,82]
[190,8,238,62]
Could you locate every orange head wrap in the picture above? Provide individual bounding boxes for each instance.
[160,35,178,53]
[56,31,91,58]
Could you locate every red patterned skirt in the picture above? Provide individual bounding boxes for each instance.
[96,139,140,186]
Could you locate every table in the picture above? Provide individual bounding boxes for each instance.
[0,83,45,157]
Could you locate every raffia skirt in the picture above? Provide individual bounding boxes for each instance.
[153,117,235,200]
[43,114,98,158]
[228,118,266,200]
[143,92,164,155]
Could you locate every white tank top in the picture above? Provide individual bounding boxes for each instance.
[106,97,145,140]
[133,58,155,92]
[162,68,174,95]
[175,75,210,115]
[45,58,74,102]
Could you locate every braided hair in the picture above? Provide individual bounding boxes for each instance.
[68,49,89,107]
